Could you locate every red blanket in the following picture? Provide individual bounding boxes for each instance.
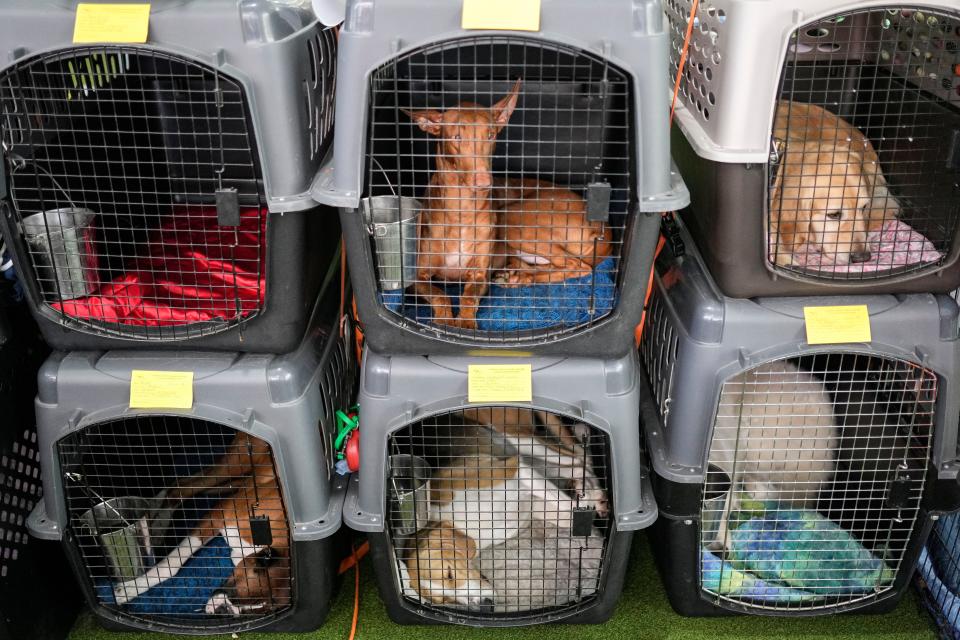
[54,206,267,327]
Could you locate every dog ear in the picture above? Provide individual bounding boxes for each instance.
[402,108,443,136]
[492,77,522,129]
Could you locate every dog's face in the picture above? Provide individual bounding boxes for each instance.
[405,523,496,611]
[772,142,879,266]
[404,79,521,191]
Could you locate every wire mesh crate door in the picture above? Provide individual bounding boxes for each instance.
[767,7,960,281]
[364,36,635,342]
[0,46,267,340]
[385,408,612,621]
[57,416,292,626]
[701,354,936,612]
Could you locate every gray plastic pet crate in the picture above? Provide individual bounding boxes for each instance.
[0,0,340,351]
[665,1,960,297]
[26,304,357,635]
[314,0,688,357]
[345,349,656,626]
[0,304,81,640]
[639,215,960,616]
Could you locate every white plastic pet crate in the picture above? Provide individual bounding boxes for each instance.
[666,1,960,297]
[317,0,688,357]
[639,215,960,616]
[26,309,356,634]
[345,349,656,626]
[0,0,339,351]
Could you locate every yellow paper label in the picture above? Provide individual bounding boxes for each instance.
[462,0,541,31]
[129,370,194,409]
[468,364,532,403]
[74,4,151,44]
[803,305,872,345]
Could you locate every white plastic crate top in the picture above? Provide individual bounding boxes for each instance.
[666,0,960,162]
[312,0,345,25]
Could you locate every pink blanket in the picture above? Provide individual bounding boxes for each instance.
[778,220,943,274]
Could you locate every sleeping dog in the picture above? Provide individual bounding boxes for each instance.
[770,100,900,267]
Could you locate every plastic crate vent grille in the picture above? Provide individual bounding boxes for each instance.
[364,35,637,343]
[57,416,293,630]
[701,354,936,612]
[768,7,960,282]
[0,46,268,341]
[0,427,42,579]
[385,408,612,622]
[639,286,678,429]
[665,0,724,124]
[306,29,337,162]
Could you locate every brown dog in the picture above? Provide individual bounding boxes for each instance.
[111,433,291,616]
[405,80,612,327]
[770,101,899,266]
[404,79,522,329]
[494,178,613,286]
[401,521,495,611]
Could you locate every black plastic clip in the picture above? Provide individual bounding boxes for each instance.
[215,188,240,227]
[249,514,273,546]
[572,507,596,537]
[585,181,611,222]
[661,212,685,258]
[884,466,913,510]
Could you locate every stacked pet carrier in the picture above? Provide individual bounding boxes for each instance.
[319,0,687,626]
[0,1,356,634]
[641,0,960,617]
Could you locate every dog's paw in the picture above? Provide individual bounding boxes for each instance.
[112,583,135,606]
[205,591,241,616]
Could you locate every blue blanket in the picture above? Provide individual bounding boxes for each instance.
[705,508,894,603]
[381,257,617,331]
[96,536,234,616]
[918,514,960,639]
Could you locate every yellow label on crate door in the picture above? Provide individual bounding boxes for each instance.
[73,4,151,44]
[462,0,541,31]
[468,364,532,403]
[129,370,194,409]
[803,305,872,345]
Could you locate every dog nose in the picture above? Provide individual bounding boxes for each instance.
[850,250,872,263]
[480,598,495,614]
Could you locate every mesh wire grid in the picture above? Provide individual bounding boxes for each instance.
[385,408,612,621]
[365,36,635,343]
[57,416,293,628]
[918,515,960,639]
[0,46,270,340]
[701,354,936,612]
[768,7,960,280]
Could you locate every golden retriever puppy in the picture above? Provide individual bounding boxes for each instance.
[770,101,900,267]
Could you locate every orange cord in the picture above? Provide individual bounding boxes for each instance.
[338,542,368,640]
[670,0,701,127]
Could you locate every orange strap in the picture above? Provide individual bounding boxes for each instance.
[338,541,366,640]
[670,0,701,127]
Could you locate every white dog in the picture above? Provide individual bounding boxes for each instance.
[708,360,840,548]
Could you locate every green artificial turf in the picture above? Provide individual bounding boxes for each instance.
[68,534,940,640]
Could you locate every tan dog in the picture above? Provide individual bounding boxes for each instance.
[112,433,291,616]
[404,79,522,329]
[770,101,899,266]
[494,177,613,285]
[400,521,496,611]
[405,80,613,326]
